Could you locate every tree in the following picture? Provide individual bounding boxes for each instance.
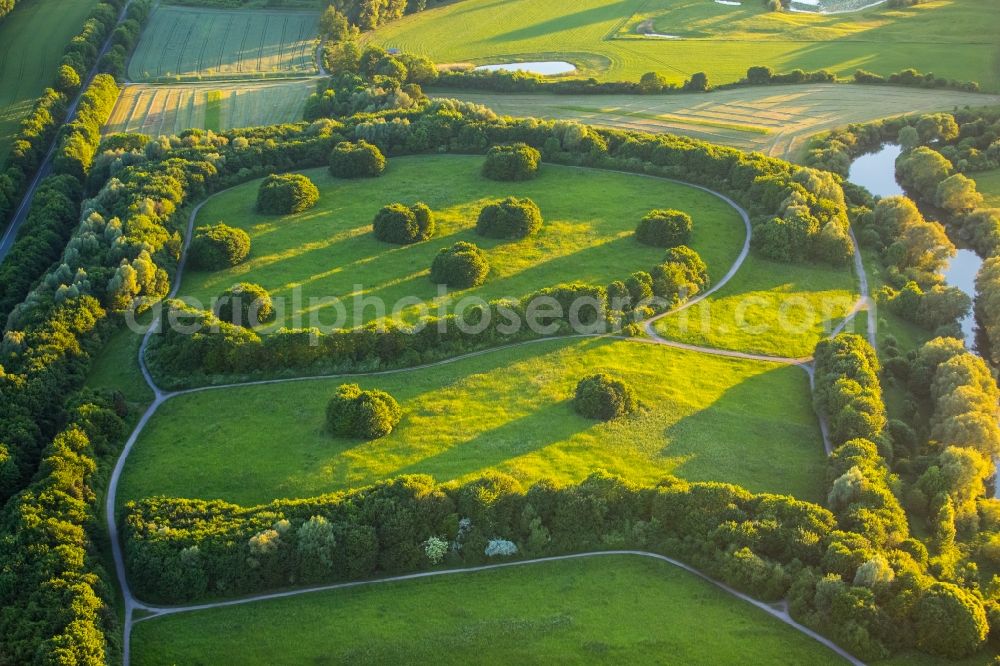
[573,373,638,421]
[326,384,402,439]
[430,241,490,288]
[896,146,952,194]
[746,66,773,85]
[319,6,352,42]
[55,65,81,94]
[684,72,709,91]
[215,282,275,328]
[329,140,386,178]
[635,209,693,247]
[189,224,251,269]
[256,173,320,214]
[914,582,988,658]
[915,113,959,144]
[481,143,540,181]
[935,173,983,213]
[298,515,337,574]
[373,202,435,244]
[475,196,542,239]
[639,71,668,93]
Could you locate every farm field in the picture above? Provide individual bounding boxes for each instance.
[974,168,1000,208]
[130,555,848,665]
[178,155,745,330]
[369,0,1000,91]
[0,0,100,161]
[654,254,859,359]
[436,86,1000,161]
[127,5,319,82]
[104,80,315,135]
[118,337,827,506]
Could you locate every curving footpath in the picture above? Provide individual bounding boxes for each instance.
[106,169,873,664]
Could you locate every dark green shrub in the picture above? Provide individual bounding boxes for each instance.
[573,373,637,421]
[373,202,435,244]
[914,582,988,658]
[256,173,320,214]
[430,241,489,288]
[189,224,251,269]
[636,209,692,247]
[329,140,386,178]
[327,383,402,439]
[482,142,541,181]
[215,282,275,328]
[476,196,542,239]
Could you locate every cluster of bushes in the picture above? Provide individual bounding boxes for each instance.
[373,202,434,244]
[813,334,886,448]
[256,173,320,214]
[475,196,542,239]
[429,241,490,288]
[189,223,251,270]
[326,383,402,439]
[635,209,692,248]
[481,143,540,181]
[329,139,386,178]
[573,373,637,420]
[854,68,979,93]
[215,282,275,328]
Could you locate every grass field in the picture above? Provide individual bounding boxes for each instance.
[131,555,848,665]
[119,337,827,506]
[104,80,314,136]
[973,168,1000,208]
[0,0,100,161]
[370,0,1000,91]
[654,254,859,358]
[178,155,745,330]
[437,87,1000,161]
[127,5,319,82]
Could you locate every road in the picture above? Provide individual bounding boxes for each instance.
[104,168,874,664]
[0,1,132,263]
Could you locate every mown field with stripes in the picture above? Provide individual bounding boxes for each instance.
[127,5,319,82]
[105,80,315,135]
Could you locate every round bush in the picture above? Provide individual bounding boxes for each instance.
[635,209,693,248]
[256,173,320,214]
[215,282,275,328]
[573,373,637,421]
[373,202,435,244]
[329,140,386,179]
[482,143,541,181]
[326,383,402,439]
[476,197,543,239]
[189,223,251,269]
[430,241,490,288]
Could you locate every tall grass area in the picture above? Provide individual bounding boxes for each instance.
[179,155,745,329]
[973,168,1000,208]
[654,254,859,358]
[130,555,848,665]
[369,0,999,90]
[204,90,223,131]
[0,0,99,160]
[118,338,827,506]
[127,5,319,82]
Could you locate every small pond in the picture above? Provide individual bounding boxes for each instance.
[475,61,576,76]
[847,144,982,348]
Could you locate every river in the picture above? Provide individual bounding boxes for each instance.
[847,144,981,348]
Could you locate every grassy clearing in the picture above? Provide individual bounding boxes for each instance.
[860,248,932,354]
[178,155,745,330]
[437,86,1000,161]
[119,337,827,506]
[85,325,153,405]
[103,80,314,136]
[371,0,1000,91]
[131,555,847,665]
[973,168,1000,208]
[654,254,858,358]
[0,0,100,161]
[128,5,319,82]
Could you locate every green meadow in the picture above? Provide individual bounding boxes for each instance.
[178,155,745,330]
[119,337,827,506]
[131,555,847,665]
[369,0,1000,90]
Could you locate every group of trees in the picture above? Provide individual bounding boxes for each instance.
[475,196,542,239]
[326,383,402,439]
[256,173,320,214]
[429,241,490,288]
[190,223,251,270]
[481,143,540,181]
[635,209,692,248]
[854,67,980,93]
[373,201,435,244]
[573,373,637,420]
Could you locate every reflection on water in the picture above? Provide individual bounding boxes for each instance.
[846,144,981,348]
[475,61,576,75]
